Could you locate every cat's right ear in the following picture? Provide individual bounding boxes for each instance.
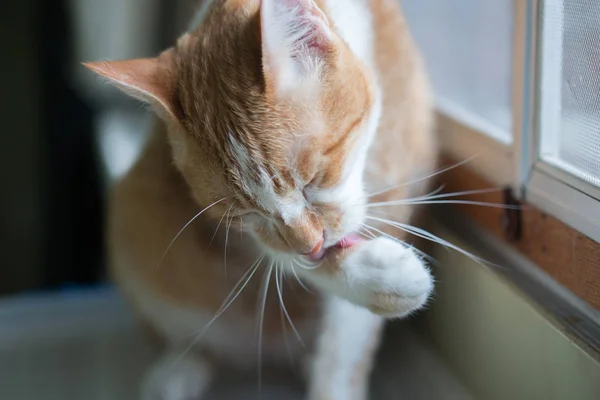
[83,48,178,119]
[260,0,335,98]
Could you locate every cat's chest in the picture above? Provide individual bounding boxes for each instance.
[123,265,319,368]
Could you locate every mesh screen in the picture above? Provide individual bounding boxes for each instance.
[540,0,600,188]
[402,0,513,142]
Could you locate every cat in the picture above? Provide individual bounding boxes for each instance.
[84,0,437,399]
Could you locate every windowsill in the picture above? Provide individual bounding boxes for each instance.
[437,155,600,312]
[412,222,600,399]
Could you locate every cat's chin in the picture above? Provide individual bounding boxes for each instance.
[308,233,363,261]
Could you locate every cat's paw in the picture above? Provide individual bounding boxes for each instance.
[141,351,212,400]
[342,237,433,318]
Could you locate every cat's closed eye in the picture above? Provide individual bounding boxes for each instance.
[303,172,324,200]
[302,186,312,201]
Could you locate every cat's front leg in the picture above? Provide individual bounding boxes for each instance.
[141,349,213,400]
[307,297,384,400]
[299,237,433,317]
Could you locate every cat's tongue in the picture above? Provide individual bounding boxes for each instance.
[307,234,363,261]
[335,233,363,249]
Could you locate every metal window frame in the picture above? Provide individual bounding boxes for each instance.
[430,0,600,359]
[515,0,600,243]
[440,0,600,243]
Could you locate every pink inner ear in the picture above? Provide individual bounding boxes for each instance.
[261,0,333,58]
[298,0,332,50]
[281,0,330,25]
[297,24,329,52]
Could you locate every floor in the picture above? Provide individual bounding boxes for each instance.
[0,286,474,400]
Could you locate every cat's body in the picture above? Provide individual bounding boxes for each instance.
[88,0,436,399]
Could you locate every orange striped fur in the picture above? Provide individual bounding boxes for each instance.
[85,1,436,399]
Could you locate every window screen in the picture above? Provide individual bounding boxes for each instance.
[539,0,600,188]
[402,0,514,143]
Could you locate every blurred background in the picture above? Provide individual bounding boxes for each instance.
[1,0,196,295]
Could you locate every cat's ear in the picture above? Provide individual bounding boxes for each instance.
[260,0,335,97]
[83,48,178,119]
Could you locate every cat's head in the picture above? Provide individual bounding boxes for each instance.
[85,0,381,258]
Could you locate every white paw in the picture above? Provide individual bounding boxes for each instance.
[141,352,212,400]
[342,237,433,318]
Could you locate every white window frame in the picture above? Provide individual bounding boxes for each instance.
[518,0,600,243]
[439,0,600,243]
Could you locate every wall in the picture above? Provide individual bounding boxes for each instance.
[416,226,600,400]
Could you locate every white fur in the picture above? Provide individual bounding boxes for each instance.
[225,0,380,244]
[323,0,374,65]
[307,89,382,247]
[308,297,383,400]
[258,0,381,246]
[298,238,433,317]
[283,0,379,246]
[261,0,332,96]
[142,351,212,400]
[228,132,305,223]
[316,0,381,245]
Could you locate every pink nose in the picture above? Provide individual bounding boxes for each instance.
[308,237,324,255]
[304,237,325,260]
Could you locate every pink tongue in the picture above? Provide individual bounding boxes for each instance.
[307,234,363,261]
[335,233,363,249]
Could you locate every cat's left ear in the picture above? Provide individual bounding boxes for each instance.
[83,48,178,119]
[260,0,336,97]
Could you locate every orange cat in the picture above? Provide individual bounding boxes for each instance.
[85,0,436,398]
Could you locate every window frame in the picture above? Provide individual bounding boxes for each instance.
[519,0,600,243]
[438,0,600,244]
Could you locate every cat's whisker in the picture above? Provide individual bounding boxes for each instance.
[277,264,295,368]
[381,187,497,205]
[170,252,264,370]
[240,217,244,247]
[367,199,521,209]
[293,258,320,270]
[276,262,304,346]
[355,187,514,211]
[223,203,235,276]
[157,197,228,271]
[209,205,230,248]
[360,222,437,264]
[183,253,264,341]
[366,216,470,259]
[366,216,501,268]
[290,261,312,293]
[400,184,447,202]
[366,155,478,200]
[257,261,274,396]
[359,226,377,240]
[352,185,445,207]
[358,184,445,206]
[407,187,502,201]
[365,187,507,207]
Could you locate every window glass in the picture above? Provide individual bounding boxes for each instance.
[403,0,514,143]
[539,0,600,188]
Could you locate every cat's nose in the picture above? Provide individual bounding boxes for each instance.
[304,236,325,260]
[309,237,324,254]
